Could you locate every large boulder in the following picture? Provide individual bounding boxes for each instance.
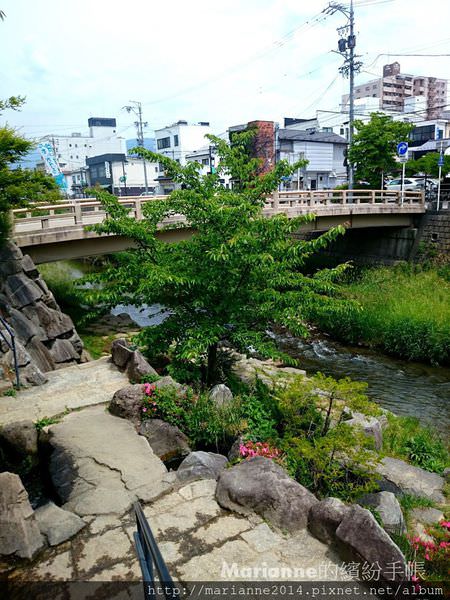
[0,419,38,455]
[126,350,158,382]
[111,338,134,369]
[358,491,406,535]
[109,383,144,422]
[0,472,45,559]
[345,411,383,450]
[335,505,406,581]
[154,375,185,392]
[177,451,227,482]
[308,497,349,544]
[376,457,445,503]
[216,456,318,531]
[34,501,86,546]
[138,419,191,464]
[209,384,233,407]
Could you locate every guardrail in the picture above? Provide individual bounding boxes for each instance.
[133,501,177,600]
[11,190,425,236]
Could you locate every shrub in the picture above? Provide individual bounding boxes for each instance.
[274,374,381,501]
[140,382,245,452]
[408,520,450,582]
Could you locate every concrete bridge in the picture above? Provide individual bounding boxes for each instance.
[12,190,425,264]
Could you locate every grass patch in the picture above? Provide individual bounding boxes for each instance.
[35,415,60,431]
[80,334,116,359]
[383,414,449,475]
[2,388,16,397]
[305,264,450,366]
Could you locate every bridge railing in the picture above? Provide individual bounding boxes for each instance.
[266,189,424,209]
[12,190,424,235]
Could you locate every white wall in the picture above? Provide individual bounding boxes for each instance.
[44,128,126,172]
[111,158,159,194]
[154,122,212,165]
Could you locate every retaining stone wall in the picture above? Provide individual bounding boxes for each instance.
[0,242,85,388]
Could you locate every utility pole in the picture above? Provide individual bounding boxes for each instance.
[124,100,149,194]
[437,141,444,212]
[348,0,355,190]
[325,0,361,191]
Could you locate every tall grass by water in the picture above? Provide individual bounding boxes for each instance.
[306,265,450,365]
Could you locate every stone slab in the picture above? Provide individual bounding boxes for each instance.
[0,357,129,426]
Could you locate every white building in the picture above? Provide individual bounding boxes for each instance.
[284,98,385,141]
[185,134,233,188]
[86,153,159,196]
[154,120,212,193]
[277,129,347,190]
[41,117,127,172]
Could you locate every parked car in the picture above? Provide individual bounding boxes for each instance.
[385,178,427,191]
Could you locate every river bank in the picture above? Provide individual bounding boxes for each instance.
[37,260,450,434]
[304,264,450,366]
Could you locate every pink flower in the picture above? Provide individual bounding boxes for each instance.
[142,407,147,413]
[440,520,450,529]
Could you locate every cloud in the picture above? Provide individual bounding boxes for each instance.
[0,0,449,138]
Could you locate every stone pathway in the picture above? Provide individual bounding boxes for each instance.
[0,357,128,426]
[23,479,343,591]
[49,405,173,516]
[2,357,345,594]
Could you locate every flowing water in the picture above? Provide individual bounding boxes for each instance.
[276,332,450,435]
[46,261,450,434]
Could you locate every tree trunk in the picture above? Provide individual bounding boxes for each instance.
[206,342,218,386]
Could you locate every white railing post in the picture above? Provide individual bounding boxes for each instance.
[371,190,376,204]
[342,190,347,205]
[272,190,279,211]
[74,202,82,225]
[135,198,143,220]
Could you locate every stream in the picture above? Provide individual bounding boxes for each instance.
[276,332,450,435]
[46,261,450,435]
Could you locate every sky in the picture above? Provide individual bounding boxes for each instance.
[1,0,449,144]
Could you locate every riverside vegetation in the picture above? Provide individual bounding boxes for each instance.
[304,263,450,366]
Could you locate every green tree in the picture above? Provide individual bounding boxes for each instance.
[406,152,450,179]
[0,96,60,243]
[85,130,348,385]
[348,113,414,188]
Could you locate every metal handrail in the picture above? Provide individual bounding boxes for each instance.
[0,317,20,388]
[133,501,178,599]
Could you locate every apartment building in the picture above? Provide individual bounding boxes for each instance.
[342,62,447,119]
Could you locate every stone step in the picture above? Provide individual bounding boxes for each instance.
[0,356,128,426]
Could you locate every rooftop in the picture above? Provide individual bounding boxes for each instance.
[278,129,347,144]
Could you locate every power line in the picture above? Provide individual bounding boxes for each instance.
[141,9,331,107]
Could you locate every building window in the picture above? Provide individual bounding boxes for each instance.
[340,127,345,135]
[202,158,209,165]
[157,137,171,150]
[174,134,179,146]
[70,155,73,159]
[69,144,72,147]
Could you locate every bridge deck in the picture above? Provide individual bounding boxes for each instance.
[12,190,425,262]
